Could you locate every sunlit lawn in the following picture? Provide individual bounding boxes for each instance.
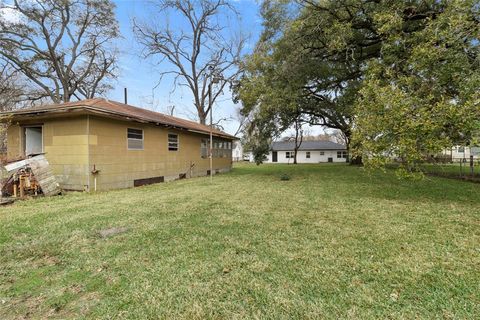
[1,163,479,319]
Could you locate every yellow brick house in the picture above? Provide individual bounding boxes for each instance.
[3,98,235,191]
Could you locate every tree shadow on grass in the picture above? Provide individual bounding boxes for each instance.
[232,163,479,207]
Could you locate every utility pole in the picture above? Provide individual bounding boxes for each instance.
[208,69,223,182]
[209,82,213,182]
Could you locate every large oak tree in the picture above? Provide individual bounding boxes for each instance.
[238,0,480,171]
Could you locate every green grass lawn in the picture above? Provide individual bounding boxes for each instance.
[421,162,480,178]
[1,163,479,319]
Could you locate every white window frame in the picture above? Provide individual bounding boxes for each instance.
[127,128,144,150]
[306,151,311,159]
[320,151,325,156]
[22,125,44,156]
[168,133,179,151]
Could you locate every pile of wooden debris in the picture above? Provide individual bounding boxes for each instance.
[1,155,61,204]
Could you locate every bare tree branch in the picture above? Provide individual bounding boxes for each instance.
[0,0,120,103]
[133,0,245,125]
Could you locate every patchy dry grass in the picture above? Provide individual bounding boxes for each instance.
[1,163,479,319]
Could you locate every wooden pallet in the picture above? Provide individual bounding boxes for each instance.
[4,155,61,197]
[0,197,14,205]
[27,156,61,196]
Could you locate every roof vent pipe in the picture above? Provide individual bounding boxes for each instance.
[124,88,128,104]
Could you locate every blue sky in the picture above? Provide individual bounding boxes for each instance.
[108,0,263,135]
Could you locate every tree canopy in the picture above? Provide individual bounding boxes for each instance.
[237,0,480,171]
[353,0,480,173]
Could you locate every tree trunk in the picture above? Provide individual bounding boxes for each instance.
[293,117,303,165]
[345,133,363,165]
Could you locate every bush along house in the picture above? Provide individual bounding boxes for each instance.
[2,98,235,191]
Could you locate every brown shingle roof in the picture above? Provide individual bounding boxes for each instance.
[5,98,235,139]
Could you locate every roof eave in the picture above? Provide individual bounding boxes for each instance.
[2,106,236,139]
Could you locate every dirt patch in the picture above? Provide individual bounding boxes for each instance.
[97,227,129,239]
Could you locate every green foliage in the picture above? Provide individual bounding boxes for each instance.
[236,0,384,158]
[353,0,480,173]
[252,141,271,165]
[240,0,480,176]
[279,173,290,180]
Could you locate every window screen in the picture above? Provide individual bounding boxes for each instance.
[201,139,208,158]
[127,128,143,150]
[168,133,179,151]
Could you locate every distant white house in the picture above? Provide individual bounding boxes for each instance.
[232,141,244,162]
[255,140,348,163]
[440,146,480,161]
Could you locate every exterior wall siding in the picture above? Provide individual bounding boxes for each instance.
[265,150,347,163]
[87,116,232,191]
[6,115,232,191]
[7,116,90,190]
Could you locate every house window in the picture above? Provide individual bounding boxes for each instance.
[24,126,43,156]
[201,139,208,158]
[320,151,325,156]
[168,133,179,151]
[202,139,232,158]
[127,128,143,150]
[286,151,294,158]
[306,151,310,159]
[458,146,465,153]
[337,151,348,158]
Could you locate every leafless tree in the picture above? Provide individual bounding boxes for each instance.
[302,130,346,144]
[0,0,120,103]
[0,62,21,155]
[133,0,245,125]
[0,63,23,111]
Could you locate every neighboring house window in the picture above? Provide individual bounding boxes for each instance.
[337,151,348,158]
[286,151,293,158]
[320,151,324,155]
[127,128,143,150]
[168,133,179,151]
[306,151,311,158]
[458,146,465,153]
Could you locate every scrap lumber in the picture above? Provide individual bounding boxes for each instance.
[0,197,14,205]
[1,155,61,198]
[26,155,61,196]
